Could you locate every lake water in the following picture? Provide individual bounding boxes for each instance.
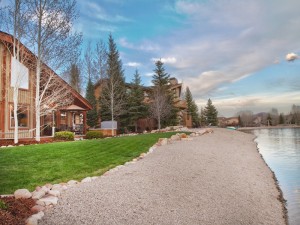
[247,128,300,225]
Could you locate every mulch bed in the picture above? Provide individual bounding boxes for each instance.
[0,196,35,225]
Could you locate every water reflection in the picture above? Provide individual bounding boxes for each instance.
[249,128,300,225]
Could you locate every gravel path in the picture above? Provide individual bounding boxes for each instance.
[40,128,286,225]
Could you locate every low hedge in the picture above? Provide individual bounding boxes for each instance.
[54,131,74,141]
[85,131,104,139]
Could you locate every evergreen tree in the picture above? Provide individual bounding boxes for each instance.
[279,113,285,124]
[267,113,272,126]
[238,115,243,127]
[99,34,127,132]
[199,107,206,126]
[128,70,148,132]
[86,78,98,127]
[204,99,218,126]
[69,63,81,93]
[150,60,178,128]
[185,87,199,127]
[152,60,170,88]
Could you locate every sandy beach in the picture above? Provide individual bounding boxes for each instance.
[39,128,286,225]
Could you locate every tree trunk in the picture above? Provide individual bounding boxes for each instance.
[158,117,161,130]
[35,59,41,142]
[13,87,19,144]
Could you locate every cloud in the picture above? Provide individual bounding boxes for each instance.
[286,53,298,61]
[125,62,141,67]
[152,0,300,97]
[119,38,160,52]
[151,57,177,64]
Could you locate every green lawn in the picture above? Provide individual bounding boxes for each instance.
[0,132,185,194]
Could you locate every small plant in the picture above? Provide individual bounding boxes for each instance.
[0,199,8,210]
[54,131,74,141]
[85,131,104,139]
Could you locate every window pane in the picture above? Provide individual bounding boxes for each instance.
[10,105,29,128]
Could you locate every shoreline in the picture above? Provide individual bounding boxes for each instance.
[253,141,289,225]
[40,128,287,225]
[238,125,300,130]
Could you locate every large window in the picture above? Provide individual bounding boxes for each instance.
[10,105,29,128]
[11,57,29,89]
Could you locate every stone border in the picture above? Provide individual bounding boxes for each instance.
[1,128,214,225]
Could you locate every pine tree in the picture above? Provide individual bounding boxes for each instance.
[204,99,218,126]
[199,107,206,126]
[185,87,199,127]
[152,60,170,88]
[69,63,81,93]
[150,60,177,129]
[99,34,127,132]
[86,78,98,127]
[128,70,148,132]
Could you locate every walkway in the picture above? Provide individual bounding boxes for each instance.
[40,129,286,225]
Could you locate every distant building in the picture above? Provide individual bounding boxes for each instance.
[218,117,239,127]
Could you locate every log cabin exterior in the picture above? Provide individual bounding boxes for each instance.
[0,31,92,139]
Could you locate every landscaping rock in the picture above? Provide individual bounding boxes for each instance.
[158,138,168,146]
[48,190,60,197]
[51,184,62,191]
[25,216,38,225]
[81,177,92,183]
[31,190,46,200]
[139,153,147,159]
[36,200,46,206]
[38,196,58,206]
[14,189,32,199]
[45,183,53,189]
[170,135,181,141]
[91,176,99,180]
[31,205,45,213]
[67,180,78,186]
[31,211,44,220]
[40,186,50,194]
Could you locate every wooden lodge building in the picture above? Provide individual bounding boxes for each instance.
[94,77,192,132]
[0,31,92,140]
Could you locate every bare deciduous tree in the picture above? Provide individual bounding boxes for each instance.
[2,0,31,143]
[95,39,107,81]
[149,87,171,130]
[25,0,81,141]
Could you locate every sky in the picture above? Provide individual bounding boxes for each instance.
[2,0,300,117]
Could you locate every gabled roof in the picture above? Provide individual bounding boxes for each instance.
[0,31,92,111]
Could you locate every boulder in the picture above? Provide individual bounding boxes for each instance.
[31,205,45,213]
[25,216,38,225]
[38,196,58,205]
[158,138,168,146]
[14,189,32,199]
[31,211,44,220]
[170,135,181,141]
[31,190,46,200]
[51,184,62,191]
[36,200,46,206]
[67,180,78,185]
[48,190,60,197]
[81,177,92,183]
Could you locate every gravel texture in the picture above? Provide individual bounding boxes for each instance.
[40,128,286,225]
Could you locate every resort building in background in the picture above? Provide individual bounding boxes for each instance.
[94,77,192,132]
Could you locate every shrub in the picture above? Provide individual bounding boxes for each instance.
[0,200,8,210]
[54,131,74,141]
[85,131,104,139]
